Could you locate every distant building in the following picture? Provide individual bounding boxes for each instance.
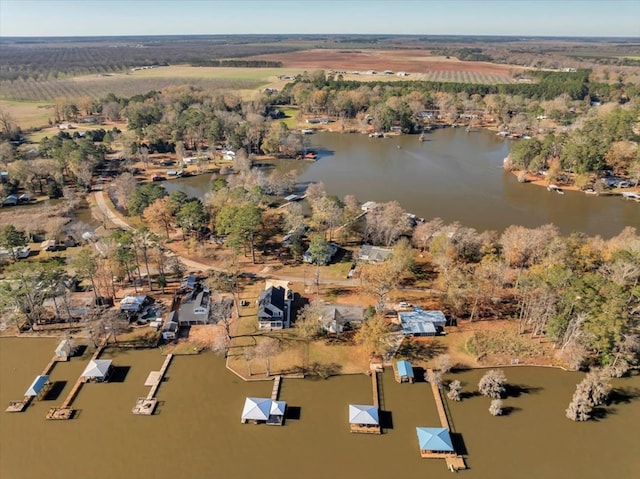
[360,201,378,212]
[258,280,293,330]
[119,295,151,314]
[303,242,338,265]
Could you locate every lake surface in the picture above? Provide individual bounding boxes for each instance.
[1,338,638,479]
[163,129,639,238]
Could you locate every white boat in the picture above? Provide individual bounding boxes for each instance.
[301,129,314,135]
[547,184,564,195]
[622,192,640,200]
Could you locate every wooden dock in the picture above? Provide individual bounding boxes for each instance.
[46,342,106,420]
[5,352,63,413]
[371,371,379,407]
[271,376,281,401]
[423,369,467,471]
[132,354,173,415]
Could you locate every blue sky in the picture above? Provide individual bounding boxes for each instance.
[0,0,638,37]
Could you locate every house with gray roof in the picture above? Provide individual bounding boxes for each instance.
[258,280,292,330]
[357,244,393,263]
[319,304,364,334]
[178,284,211,325]
[397,309,447,337]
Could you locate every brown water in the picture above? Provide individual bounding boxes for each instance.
[1,338,639,479]
[163,129,639,238]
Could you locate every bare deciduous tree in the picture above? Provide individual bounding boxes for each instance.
[447,380,462,401]
[478,369,507,399]
[255,337,280,377]
[489,399,504,416]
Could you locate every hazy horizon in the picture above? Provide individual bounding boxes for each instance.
[1,0,639,38]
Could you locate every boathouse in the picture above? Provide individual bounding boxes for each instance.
[416,427,455,457]
[348,404,380,434]
[55,339,75,361]
[24,375,50,398]
[81,359,112,382]
[395,360,415,383]
[241,397,287,425]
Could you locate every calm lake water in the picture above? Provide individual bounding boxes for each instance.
[163,129,639,238]
[1,338,638,479]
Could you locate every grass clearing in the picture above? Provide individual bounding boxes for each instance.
[0,100,53,129]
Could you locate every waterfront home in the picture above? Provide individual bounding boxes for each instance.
[24,375,50,398]
[178,284,211,325]
[81,359,113,382]
[302,242,338,265]
[241,397,287,425]
[357,244,393,263]
[119,295,151,314]
[348,404,380,434]
[397,309,447,337]
[162,311,179,340]
[394,360,415,383]
[319,304,364,334]
[416,427,455,457]
[55,339,75,361]
[257,280,292,330]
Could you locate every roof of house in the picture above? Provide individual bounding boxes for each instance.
[348,404,379,425]
[24,375,49,396]
[358,244,393,262]
[396,360,414,378]
[321,304,364,328]
[179,285,210,323]
[399,310,446,335]
[258,285,287,320]
[416,427,455,452]
[119,295,149,312]
[81,359,112,379]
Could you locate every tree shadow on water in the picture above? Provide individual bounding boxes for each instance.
[504,384,543,398]
[500,406,521,416]
[608,387,640,405]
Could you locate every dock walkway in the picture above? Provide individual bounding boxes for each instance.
[132,354,174,415]
[271,376,281,401]
[46,342,106,420]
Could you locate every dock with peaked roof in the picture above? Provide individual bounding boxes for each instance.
[420,369,466,470]
[46,342,106,420]
[5,340,75,413]
[132,353,173,415]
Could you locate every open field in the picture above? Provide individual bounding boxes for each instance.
[0,100,54,129]
[0,65,304,102]
[248,48,522,83]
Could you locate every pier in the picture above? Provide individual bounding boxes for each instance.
[132,354,173,415]
[46,342,106,420]
[423,369,466,471]
[5,351,65,413]
[271,376,281,400]
[349,371,382,434]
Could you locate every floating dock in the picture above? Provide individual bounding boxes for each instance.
[132,354,173,415]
